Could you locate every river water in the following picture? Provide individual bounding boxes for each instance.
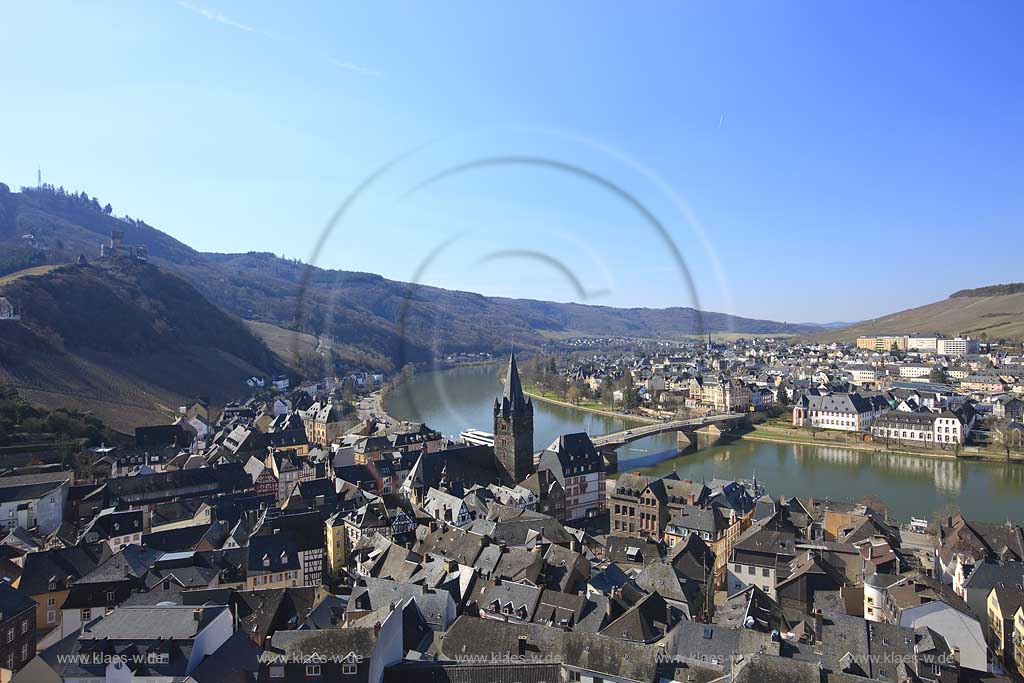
[384,365,1024,523]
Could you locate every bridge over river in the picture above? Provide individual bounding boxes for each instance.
[591,412,747,450]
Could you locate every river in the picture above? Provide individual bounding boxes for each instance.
[384,364,1024,523]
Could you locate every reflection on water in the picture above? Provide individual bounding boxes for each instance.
[386,365,1024,523]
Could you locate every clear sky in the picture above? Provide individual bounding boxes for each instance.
[2,2,1022,324]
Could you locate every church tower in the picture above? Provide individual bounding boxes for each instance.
[494,352,534,484]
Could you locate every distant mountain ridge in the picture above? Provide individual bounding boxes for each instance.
[0,183,823,370]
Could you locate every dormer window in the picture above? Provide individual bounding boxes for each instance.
[263,554,271,568]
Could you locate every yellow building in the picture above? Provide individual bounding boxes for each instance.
[856,335,908,352]
[301,401,348,448]
[326,512,347,580]
[1015,604,1024,674]
[990,587,1024,669]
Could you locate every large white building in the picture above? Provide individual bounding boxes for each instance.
[792,392,887,432]
[898,363,932,379]
[937,337,980,356]
[847,364,881,385]
[870,408,974,445]
[0,472,69,535]
[906,335,942,353]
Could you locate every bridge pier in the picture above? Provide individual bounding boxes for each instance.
[598,447,619,474]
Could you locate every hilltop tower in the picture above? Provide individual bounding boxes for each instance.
[493,352,534,484]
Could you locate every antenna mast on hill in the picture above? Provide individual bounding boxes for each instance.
[37,167,42,188]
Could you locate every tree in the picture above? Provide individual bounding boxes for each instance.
[929,368,948,384]
[776,385,789,406]
[995,422,1021,460]
[103,203,113,215]
[566,384,580,405]
[622,385,641,410]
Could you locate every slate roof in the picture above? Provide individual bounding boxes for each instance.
[0,473,69,504]
[599,591,678,643]
[267,625,378,658]
[75,544,162,584]
[469,506,575,547]
[538,433,604,483]
[604,536,663,566]
[349,577,452,630]
[247,534,300,573]
[0,581,36,619]
[187,629,262,683]
[803,392,876,414]
[384,662,562,683]
[414,525,488,566]
[480,580,542,619]
[663,620,776,671]
[83,604,227,639]
[666,505,728,536]
[18,545,101,595]
[440,615,658,683]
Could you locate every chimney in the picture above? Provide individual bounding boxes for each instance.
[373,622,381,638]
[193,608,203,622]
[665,603,673,628]
[813,609,823,645]
[517,635,527,657]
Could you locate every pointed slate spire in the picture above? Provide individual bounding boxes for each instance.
[502,351,529,413]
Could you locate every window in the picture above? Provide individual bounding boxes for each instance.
[47,597,55,607]
[306,664,321,677]
[47,610,56,624]
[5,628,12,643]
[20,643,27,661]
[762,567,770,577]
[270,666,285,678]
[20,618,28,634]
[342,662,358,675]
[81,608,92,621]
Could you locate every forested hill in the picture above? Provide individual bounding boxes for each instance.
[1,182,823,372]
[0,257,282,430]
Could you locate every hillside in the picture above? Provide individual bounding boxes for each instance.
[811,288,1024,343]
[0,183,822,368]
[0,258,282,431]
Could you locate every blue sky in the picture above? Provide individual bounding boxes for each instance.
[2,1,1022,323]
